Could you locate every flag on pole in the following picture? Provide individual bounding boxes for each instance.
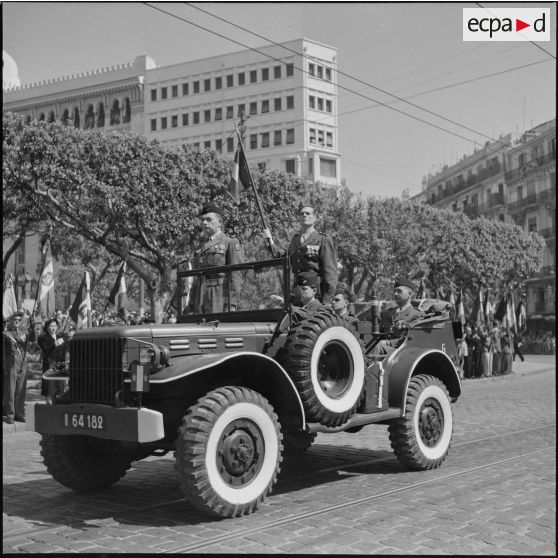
[483,289,493,324]
[435,285,445,300]
[469,287,484,328]
[3,273,18,320]
[456,289,466,326]
[516,299,527,332]
[416,276,427,299]
[506,291,517,333]
[494,292,507,322]
[228,129,253,203]
[449,289,456,306]
[38,239,55,318]
[109,262,128,320]
[69,272,91,329]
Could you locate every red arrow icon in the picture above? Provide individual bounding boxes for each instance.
[516,19,530,32]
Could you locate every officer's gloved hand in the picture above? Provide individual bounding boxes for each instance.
[263,229,274,246]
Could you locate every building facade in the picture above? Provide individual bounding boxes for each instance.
[416,119,556,330]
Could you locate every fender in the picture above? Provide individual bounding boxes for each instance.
[385,347,461,414]
[129,351,306,428]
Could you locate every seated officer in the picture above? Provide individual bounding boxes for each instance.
[296,272,325,312]
[380,276,423,337]
[331,283,357,321]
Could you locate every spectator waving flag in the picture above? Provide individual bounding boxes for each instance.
[109,262,128,320]
[3,273,18,320]
[69,272,91,329]
[38,239,55,319]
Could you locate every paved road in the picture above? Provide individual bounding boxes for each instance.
[3,355,555,554]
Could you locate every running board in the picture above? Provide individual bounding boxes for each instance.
[307,408,402,434]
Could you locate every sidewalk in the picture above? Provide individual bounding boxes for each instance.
[4,355,555,437]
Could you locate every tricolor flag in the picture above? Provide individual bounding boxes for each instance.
[228,128,254,204]
[449,289,456,306]
[69,272,91,329]
[3,273,18,320]
[456,289,466,327]
[435,285,445,300]
[494,293,507,322]
[516,299,527,332]
[109,262,128,320]
[38,239,55,319]
[483,289,493,324]
[506,291,517,333]
[469,287,484,328]
[416,276,427,299]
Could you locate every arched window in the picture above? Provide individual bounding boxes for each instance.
[73,107,80,128]
[84,104,95,129]
[122,97,131,123]
[25,115,32,125]
[110,100,120,125]
[39,113,46,121]
[96,102,105,127]
[61,109,70,126]
[48,111,55,123]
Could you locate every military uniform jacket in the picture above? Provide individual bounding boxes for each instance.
[191,231,242,313]
[380,302,423,334]
[303,298,325,313]
[288,230,338,304]
[3,330,27,374]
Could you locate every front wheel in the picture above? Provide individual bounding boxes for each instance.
[175,386,283,518]
[388,374,453,470]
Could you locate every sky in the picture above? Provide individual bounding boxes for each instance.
[3,1,556,199]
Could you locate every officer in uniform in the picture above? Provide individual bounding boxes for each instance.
[189,203,243,314]
[296,272,325,312]
[331,283,357,321]
[3,311,28,424]
[264,205,338,304]
[380,276,423,336]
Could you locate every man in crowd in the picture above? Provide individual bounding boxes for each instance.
[492,320,502,376]
[296,272,325,312]
[3,311,28,424]
[189,203,243,313]
[264,205,338,304]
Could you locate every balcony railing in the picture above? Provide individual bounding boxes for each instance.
[538,227,556,239]
[488,193,504,208]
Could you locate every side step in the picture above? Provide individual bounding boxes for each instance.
[307,408,401,434]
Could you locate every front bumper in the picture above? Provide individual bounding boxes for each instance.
[25,402,165,443]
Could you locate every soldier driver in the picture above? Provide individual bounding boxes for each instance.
[189,203,243,314]
[264,205,338,304]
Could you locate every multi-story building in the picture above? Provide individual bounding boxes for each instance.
[416,119,556,330]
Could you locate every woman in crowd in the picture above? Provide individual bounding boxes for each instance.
[38,319,66,404]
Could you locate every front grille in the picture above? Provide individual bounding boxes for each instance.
[69,337,124,404]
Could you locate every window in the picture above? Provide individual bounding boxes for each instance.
[528,217,537,232]
[308,158,313,175]
[182,83,189,95]
[182,113,189,126]
[150,118,157,131]
[326,100,332,113]
[326,132,333,147]
[215,139,223,152]
[172,115,178,128]
[204,110,211,123]
[204,79,211,92]
[215,108,222,121]
[318,130,325,145]
[309,128,316,144]
[317,98,324,111]
[274,130,282,146]
[193,142,200,150]
[250,134,257,150]
[238,72,245,85]
[193,81,200,94]
[286,128,295,144]
[226,106,234,119]
[285,159,295,174]
[39,113,46,121]
[250,70,257,83]
[309,96,315,109]
[258,162,266,171]
[320,157,337,178]
[226,74,234,87]
[317,66,323,79]
[151,89,157,101]
[161,117,167,130]
[249,102,257,115]
[286,96,294,109]
[172,85,178,97]
[227,137,234,152]
[262,68,269,81]
[274,65,281,79]
[237,103,245,117]
[309,63,315,76]
[161,87,167,100]
[96,103,105,127]
[193,111,200,124]
[261,132,270,148]
[204,141,211,150]
[261,100,269,113]
[215,77,222,90]
[286,63,294,76]
[325,67,332,81]
[274,98,282,111]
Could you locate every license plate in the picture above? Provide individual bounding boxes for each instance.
[63,412,106,431]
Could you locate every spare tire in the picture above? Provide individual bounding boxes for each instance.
[279,310,365,426]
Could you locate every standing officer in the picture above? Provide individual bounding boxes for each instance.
[3,311,28,423]
[264,205,338,304]
[380,277,423,335]
[189,203,243,314]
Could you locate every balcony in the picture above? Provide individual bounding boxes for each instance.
[539,227,556,239]
[488,192,504,208]
[536,152,556,167]
[462,205,480,218]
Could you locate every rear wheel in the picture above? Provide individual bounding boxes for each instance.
[388,374,453,470]
[175,386,282,518]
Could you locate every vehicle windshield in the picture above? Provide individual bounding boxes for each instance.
[177,257,290,318]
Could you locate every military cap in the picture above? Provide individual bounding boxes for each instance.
[394,276,417,291]
[200,202,221,216]
[9,310,24,320]
[297,271,320,287]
